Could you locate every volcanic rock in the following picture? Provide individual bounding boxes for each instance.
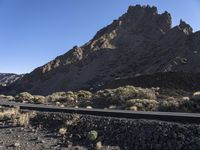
[2,5,200,95]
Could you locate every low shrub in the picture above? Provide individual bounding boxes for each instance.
[191,92,200,101]
[93,85,157,106]
[0,107,19,120]
[32,95,46,104]
[0,94,15,101]
[15,92,34,102]
[46,91,77,103]
[158,100,179,112]
[15,111,36,127]
[75,90,92,101]
[0,107,35,127]
[126,99,158,111]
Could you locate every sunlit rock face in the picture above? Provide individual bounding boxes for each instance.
[0,73,23,86]
[3,5,200,95]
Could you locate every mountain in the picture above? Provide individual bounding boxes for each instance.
[0,73,23,86]
[3,5,200,95]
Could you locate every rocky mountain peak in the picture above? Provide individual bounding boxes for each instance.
[127,5,158,15]
[122,5,172,32]
[2,5,200,95]
[178,19,193,35]
[36,5,173,74]
[87,5,172,51]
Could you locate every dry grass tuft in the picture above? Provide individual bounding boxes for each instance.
[0,107,19,120]
[58,127,67,135]
[65,114,80,126]
[0,106,36,127]
[192,92,200,100]
[15,111,36,127]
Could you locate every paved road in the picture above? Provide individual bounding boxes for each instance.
[0,101,200,124]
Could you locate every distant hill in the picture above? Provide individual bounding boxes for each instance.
[2,5,200,95]
[0,73,23,86]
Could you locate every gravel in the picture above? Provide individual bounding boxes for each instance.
[0,110,200,149]
[0,125,61,150]
[30,112,200,150]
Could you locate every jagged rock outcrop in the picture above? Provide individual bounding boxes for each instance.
[0,73,23,86]
[3,5,200,95]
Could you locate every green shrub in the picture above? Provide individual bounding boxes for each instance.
[75,90,92,100]
[46,91,77,103]
[158,100,179,112]
[15,92,34,102]
[158,97,196,112]
[93,86,156,106]
[0,95,15,101]
[191,92,200,101]
[87,130,98,141]
[126,99,158,111]
[32,95,46,104]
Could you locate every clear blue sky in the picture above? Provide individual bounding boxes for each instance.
[0,0,200,74]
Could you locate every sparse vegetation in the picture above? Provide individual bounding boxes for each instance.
[0,94,15,101]
[0,107,19,120]
[26,111,200,150]
[15,111,36,127]
[192,91,200,100]
[92,86,157,108]
[15,92,34,102]
[157,95,200,113]
[46,90,92,104]
[0,106,35,127]
[76,90,92,100]
[1,86,200,113]
[126,99,158,111]
[58,127,67,136]
[95,141,102,150]
[87,130,98,141]
[32,95,46,104]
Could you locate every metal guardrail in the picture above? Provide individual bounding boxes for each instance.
[0,101,200,124]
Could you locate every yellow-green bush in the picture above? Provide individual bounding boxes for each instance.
[192,92,200,101]
[75,90,92,100]
[32,95,46,104]
[0,107,19,120]
[46,91,77,103]
[0,95,15,101]
[93,86,156,106]
[158,100,179,111]
[15,92,34,102]
[158,97,197,112]
[126,99,158,111]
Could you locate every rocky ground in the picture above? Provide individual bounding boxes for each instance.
[0,126,61,150]
[0,107,200,150]
[31,113,200,150]
[0,126,120,150]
